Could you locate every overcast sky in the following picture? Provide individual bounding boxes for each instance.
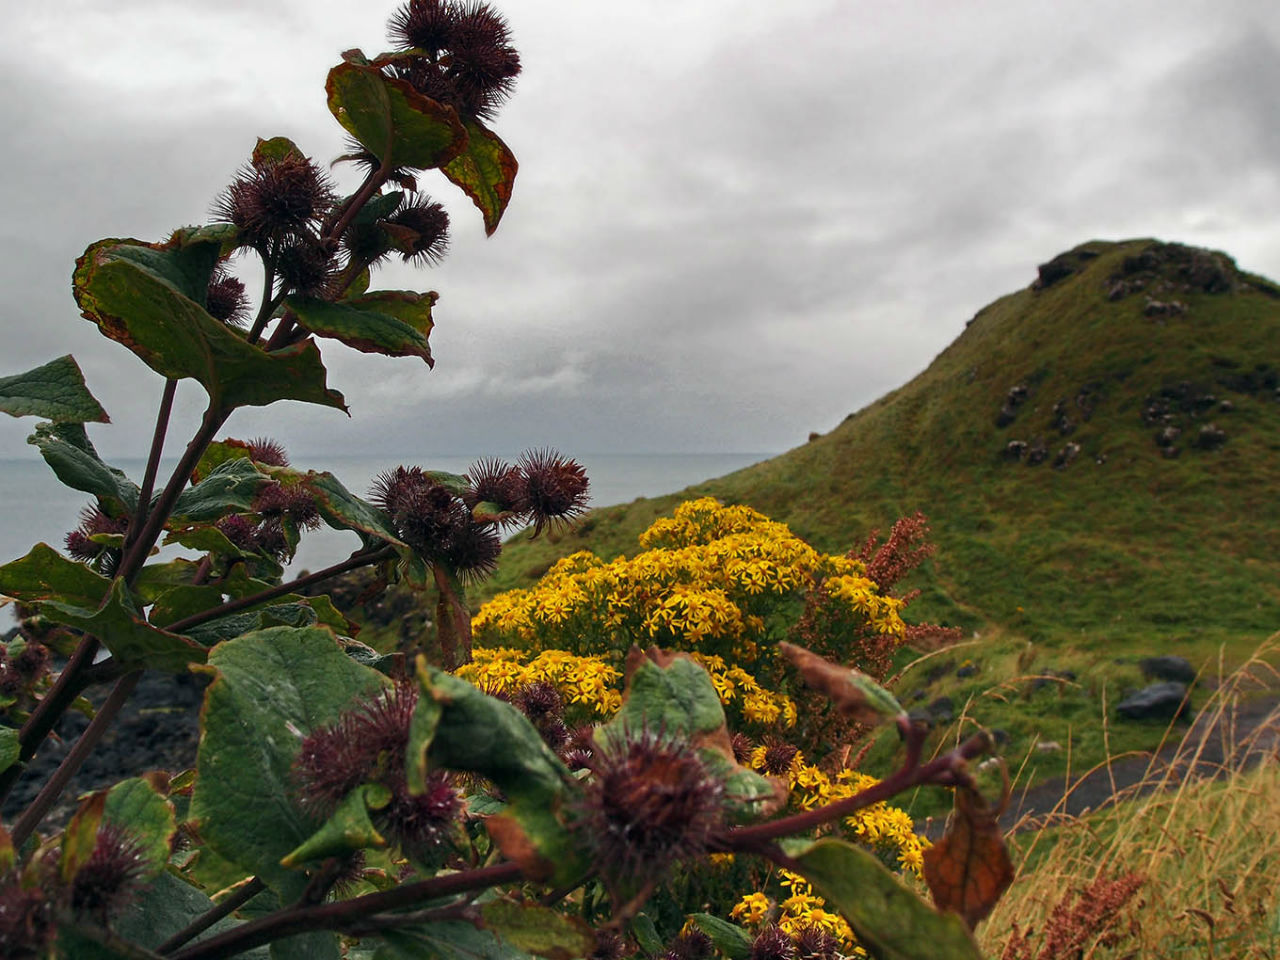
[3,0,1279,461]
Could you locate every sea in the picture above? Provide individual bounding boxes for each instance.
[0,452,771,576]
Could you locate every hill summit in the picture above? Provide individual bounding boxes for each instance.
[488,239,1280,646]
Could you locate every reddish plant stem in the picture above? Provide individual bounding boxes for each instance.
[171,861,524,960]
[156,878,266,956]
[9,670,142,848]
[245,242,279,346]
[719,728,989,850]
[0,635,101,804]
[164,544,395,634]
[118,402,230,584]
[127,378,179,553]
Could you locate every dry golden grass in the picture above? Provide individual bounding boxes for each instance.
[980,637,1280,959]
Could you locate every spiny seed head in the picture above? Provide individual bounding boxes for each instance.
[750,927,795,960]
[253,481,321,531]
[213,154,334,246]
[275,235,335,296]
[70,824,149,918]
[465,457,527,515]
[441,517,502,580]
[731,732,755,765]
[247,437,290,467]
[12,641,49,681]
[514,681,563,721]
[370,465,433,515]
[293,712,373,817]
[0,879,52,956]
[205,270,250,326]
[591,929,630,960]
[518,448,589,535]
[65,505,127,564]
[666,929,714,960]
[760,738,799,776]
[342,217,396,268]
[577,728,724,887]
[793,926,840,960]
[389,199,450,265]
[378,770,461,864]
[387,0,521,121]
[216,514,259,552]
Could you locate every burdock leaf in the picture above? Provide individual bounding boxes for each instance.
[0,727,18,777]
[409,660,585,884]
[779,641,905,725]
[478,901,596,960]
[689,914,753,959]
[42,578,210,671]
[326,58,467,170]
[102,777,177,879]
[73,233,347,413]
[281,783,391,867]
[252,135,306,166]
[442,118,518,235]
[189,626,390,899]
[0,542,112,608]
[28,421,139,514]
[922,784,1014,929]
[791,838,983,960]
[289,469,405,550]
[104,871,271,958]
[61,791,107,883]
[170,457,270,523]
[376,923,531,960]
[0,355,109,423]
[285,292,434,365]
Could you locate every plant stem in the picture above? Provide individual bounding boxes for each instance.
[9,670,142,848]
[0,635,101,805]
[171,861,524,960]
[246,243,279,346]
[118,402,229,584]
[156,878,266,955]
[127,378,179,554]
[164,544,395,634]
[720,729,990,849]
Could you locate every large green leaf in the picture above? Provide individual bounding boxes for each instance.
[170,457,270,523]
[688,914,753,960]
[442,118,518,236]
[409,663,586,885]
[0,355,109,423]
[73,232,346,412]
[102,777,177,880]
[285,292,433,365]
[479,902,595,960]
[0,542,112,608]
[104,870,271,959]
[0,726,18,776]
[291,469,404,550]
[326,57,467,170]
[789,839,983,960]
[189,627,390,898]
[281,783,391,867]
[42,578,209,671]
[28,421,139,514]
[375,923,532,960]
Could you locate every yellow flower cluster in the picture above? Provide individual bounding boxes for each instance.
[728,873,865,956]
[472,498,905,660]
[791,764,927,874]
[689,653,797,728]
[456,647,623,716]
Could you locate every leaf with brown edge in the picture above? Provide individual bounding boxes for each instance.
[442,118,518,235]
[779,641,905,725]
[922,783,1014,929]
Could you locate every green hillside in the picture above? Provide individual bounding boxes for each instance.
[482,239,1280,651]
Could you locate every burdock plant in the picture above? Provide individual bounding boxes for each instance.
[0,2,1014,957]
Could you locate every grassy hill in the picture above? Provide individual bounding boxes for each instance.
[482,239,1280,656]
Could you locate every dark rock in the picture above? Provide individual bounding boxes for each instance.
[1194,422,1227,450]
[926,696,955,724]
[989,728,1009,746]
[1116,682,1190,721]
[1026,437,1049,466]
[1031,669,1077,692]
[1053,442,1081,468]
[1095,453,1108,465]
[1144,298,1187,318]
[1034,254,1080,289]
[1140,655,1196,684]
[1161,445,1182,459]
[906,707,934,731]
[1154,425,1181,448]
[995,404,1018,428]
[1008,384,1029,404]
[956,663,978,679]
[1003,440,1027,461]
[1219,400,1235,413]
[808,431,821,442]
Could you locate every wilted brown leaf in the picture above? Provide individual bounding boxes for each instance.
[778,641,904,725]
[923,783,1014,929]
